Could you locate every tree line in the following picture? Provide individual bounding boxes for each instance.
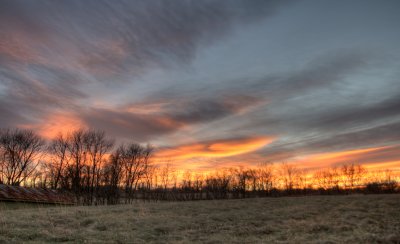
[0,128,399,205]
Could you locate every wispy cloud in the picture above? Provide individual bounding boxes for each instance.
[155,136,275,164]
[0,0,400,172]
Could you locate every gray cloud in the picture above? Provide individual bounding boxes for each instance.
[0,0,288,132]
[170,95,261,124]
[1,0,400,170]
[303,95,400,130]
[259,121,400,162]
[184,51,400,160]
[0,64,88,123]
[152,50,373,105]
[81,108,179,141]
[239,50,373,99]
[81,95,261,140]
[0,99,28,127]
[1,65,86,106]
[307,122,400,151]
[0,0,288,79]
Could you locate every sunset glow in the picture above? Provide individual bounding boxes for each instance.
[1,0,400,174]
[2,3,400,243]
[293,146,400,171]
[155,136,275,164]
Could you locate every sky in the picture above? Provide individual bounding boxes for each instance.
[1,0,400,172]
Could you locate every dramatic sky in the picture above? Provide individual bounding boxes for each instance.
[1,0,400,172]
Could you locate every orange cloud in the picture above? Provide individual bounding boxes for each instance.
[124,102,169,115]
[293,145,400,172]
[156,136,275,161]
[20,112,86,139]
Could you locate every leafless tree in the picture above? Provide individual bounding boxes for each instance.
[257,162,274,195]
[205,169,231,199]
[231,167,249,198]
[46,133,69,189]
[313,166,341,191]
[103,147,124,204]
[67,129,87,201]
[1,126,399,203]
[0,129,45,186]
[280,163,300,192]
[341,163,367,189]
[120,143,153,203]
[159,162,175,189]
[83,130,114,204]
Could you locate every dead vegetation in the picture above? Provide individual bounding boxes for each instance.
[1,194,399,243]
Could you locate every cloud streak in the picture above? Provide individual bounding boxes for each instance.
[155,136,275,161]
[79,95,262,140]
[0,0,400,172]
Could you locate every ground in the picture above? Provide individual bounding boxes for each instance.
[1,194,399,243]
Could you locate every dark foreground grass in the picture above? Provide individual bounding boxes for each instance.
[1,194,399,243]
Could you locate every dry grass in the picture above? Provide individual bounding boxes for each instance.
[1,194,400,243]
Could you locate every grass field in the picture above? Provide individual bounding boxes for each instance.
[1,194,400,243]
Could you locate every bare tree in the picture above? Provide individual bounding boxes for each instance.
[280,163,299,192]
[121,143,153,203]
[67,129,87,201]
[1,126,399,203]
[205,169,231,199]
[103,147,124,204]
[231,167,248,198]
[159,162,174,190]
[257,162,274,195]
[341,163,367,189]
[83,130,114,204]
[313,166,341,191]
[0,129,45,186]
[46,133,69,189]
[181,170,194,200]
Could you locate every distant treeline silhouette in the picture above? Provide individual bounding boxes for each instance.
[0,128,398,205]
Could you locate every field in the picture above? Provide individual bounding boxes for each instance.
[1,195,400,243]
